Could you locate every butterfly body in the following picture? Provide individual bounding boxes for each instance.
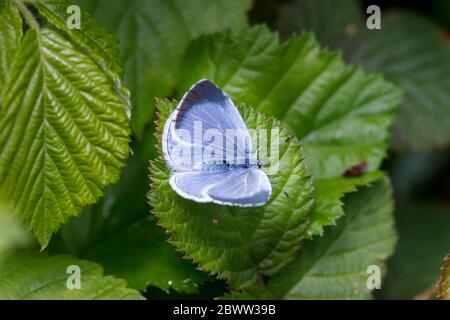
[161,79,272,207]
[200,162,257,172]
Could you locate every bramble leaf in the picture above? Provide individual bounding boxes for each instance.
[0,2,131,248]
[310,170,384,237]
[149,99,314,289]
[75,0,252,137]
[179,25,401,236]
[224,178,396,299]
[32,0,123,78]
[0,251,144,299]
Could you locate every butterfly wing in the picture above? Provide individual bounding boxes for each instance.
[170,168,271,207]
[207,168,271,207]
[163,79,271,207]
[162,79,254,171]
[169,170,232,203]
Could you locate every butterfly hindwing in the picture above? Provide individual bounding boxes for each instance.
[206,168,271,207]
[170,168,271,207]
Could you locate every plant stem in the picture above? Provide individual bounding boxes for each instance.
[13,0,40,30]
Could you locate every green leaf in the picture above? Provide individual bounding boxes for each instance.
[75,0,252,137]
[179,25,401,236]
[380,203,450,299]
[0,2,22,91]
[0,24,130,247]
[32,0,123,78]
[310,170,384,237]
[439,254,450,300]
[0,251,144,299]
[277,0,360,47]
[50,128,208,293]
[225,178,397,299]
[149,99,314,289]
[342,11,450,150]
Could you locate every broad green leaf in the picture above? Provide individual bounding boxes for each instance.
[0,3,22,91]
[75,0,252,137]
[50,128,208,293]
[439,254,450,300]
[341,11,450,150]
[149,99,314,289]
[0,251,144,299]
[225,178,396,299]
[32,0,123,78]
[0,24,131,247]
[277,0,360,47]
[310,170,384,237]
[380,203,450,299]
[179,25,401,236]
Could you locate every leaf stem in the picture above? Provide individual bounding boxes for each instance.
[413,283,438,300]
[13,0,40,30]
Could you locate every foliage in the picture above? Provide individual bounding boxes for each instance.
[277,0,359,48]
[0,251,144,299]
[224,179,396,299]
[279,0,450,151]
[74,0,252,138]
[342,12,450,151]
[179,25,401,236]
[48,127,209,293]
[0,0,131,248]
[0,0,448,301]
[149,99,314,289]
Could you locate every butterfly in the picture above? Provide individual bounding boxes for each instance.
[162,79,272,207]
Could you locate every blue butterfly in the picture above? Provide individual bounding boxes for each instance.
[162,79,272,207]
